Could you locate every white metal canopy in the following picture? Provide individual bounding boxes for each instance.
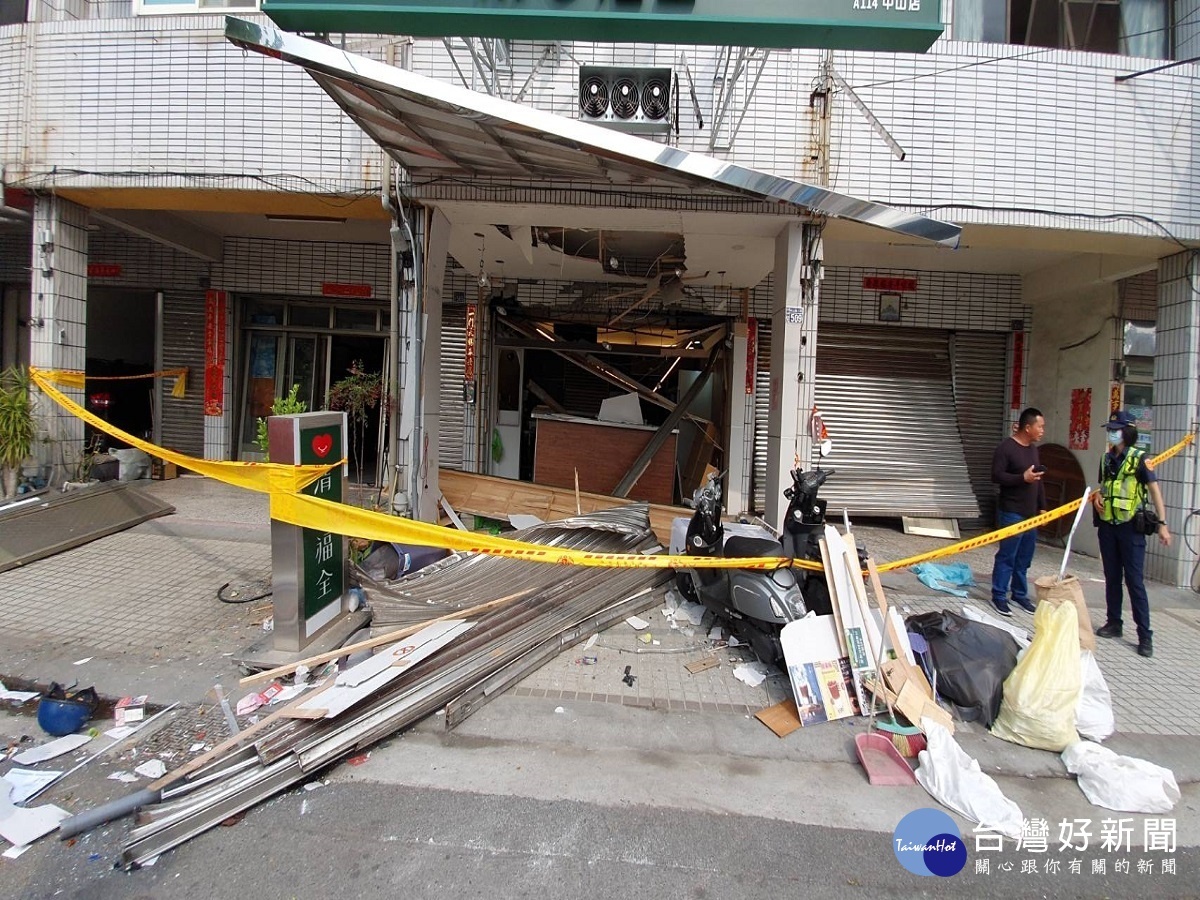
[224,17,961,248]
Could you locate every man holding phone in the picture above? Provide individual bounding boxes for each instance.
[989,407,1047,616]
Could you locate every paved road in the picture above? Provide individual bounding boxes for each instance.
[7,779,1196,900]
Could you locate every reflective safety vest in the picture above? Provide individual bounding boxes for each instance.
[1099,447,1146,524]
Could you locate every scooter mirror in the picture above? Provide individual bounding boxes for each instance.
[818,438,833,457]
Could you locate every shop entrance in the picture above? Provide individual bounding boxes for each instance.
[85,288,157,451]
[235,296,388,485]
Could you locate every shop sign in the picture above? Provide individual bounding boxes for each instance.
[862,275,918,292]
[299,423,345,627]
[745,317,757,395]
[204,290,227,416]
[321,282,373,298]
[87,263,122,278]
[262,0,945,52]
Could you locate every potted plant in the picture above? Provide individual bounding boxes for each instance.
[0,365,36,500]
[254,384,309,454]
[327,360,384,497]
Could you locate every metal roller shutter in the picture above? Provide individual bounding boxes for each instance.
[951,332,1008,528]
[161,291,205,456]
[751,318,772,513]
[439,306,467,470]
[813,325,980,520]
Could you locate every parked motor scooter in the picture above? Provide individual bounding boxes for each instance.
[676,442,836,667]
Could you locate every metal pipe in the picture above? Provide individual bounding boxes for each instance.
[59,789,161,840]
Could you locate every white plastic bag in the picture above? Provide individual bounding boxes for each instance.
[110,447,151,482]
[1061,741,1179,813]
[1075,651,1114,742]
[915,719,1025,840]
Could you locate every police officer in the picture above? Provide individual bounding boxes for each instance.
[1091,410,1171,658]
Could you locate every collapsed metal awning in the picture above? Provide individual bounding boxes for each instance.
[224,18,961,248]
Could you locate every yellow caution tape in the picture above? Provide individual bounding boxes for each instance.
[31,361,1197,575]
[30,367,339,494]
[875,431,1196,573]
[42,366,188,398]
[271,491,821,570]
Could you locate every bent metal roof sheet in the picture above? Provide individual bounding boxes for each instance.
[224,17,961,248]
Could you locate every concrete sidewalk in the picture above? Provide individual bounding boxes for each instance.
[1,473,1199,890]
[2,474,1197,736]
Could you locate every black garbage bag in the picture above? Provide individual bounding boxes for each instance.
[905,611,1020,727]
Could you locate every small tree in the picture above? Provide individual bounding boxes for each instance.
[327,360,383,494]
[0,366,36,499]
[254,384,309,454]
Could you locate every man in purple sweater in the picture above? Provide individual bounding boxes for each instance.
[990,407,1047,616]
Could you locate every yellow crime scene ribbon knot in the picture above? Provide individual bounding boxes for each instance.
[28,364,1196,573]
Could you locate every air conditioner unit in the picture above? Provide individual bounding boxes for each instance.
[578,66,672,134]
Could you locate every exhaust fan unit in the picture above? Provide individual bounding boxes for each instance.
[578,66,672,134]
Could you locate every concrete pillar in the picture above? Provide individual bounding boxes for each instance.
[29,194,88,482]
[415,208,449,523]
[765,222,821,529]
[1149,251,1200,587]
[725,320,752,516]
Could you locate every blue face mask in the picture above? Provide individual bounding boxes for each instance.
[1107,430,1123,446]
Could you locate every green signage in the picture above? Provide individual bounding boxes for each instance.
[299,423,345,620]
[262,0,944,52]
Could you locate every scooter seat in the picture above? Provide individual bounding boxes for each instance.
[723,535,786,559]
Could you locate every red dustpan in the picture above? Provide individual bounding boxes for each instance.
[855,732,917,786]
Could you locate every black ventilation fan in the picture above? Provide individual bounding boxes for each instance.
[579,76,609,118]
[640,79,669,120]
[611,78,639,119]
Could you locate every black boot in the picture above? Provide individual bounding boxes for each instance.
[1096,622,1123,639]
[1138,636,1153,658]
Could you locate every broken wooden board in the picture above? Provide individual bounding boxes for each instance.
[878,659,955,734]
[755,700,802,738]
[684,656,721,674]
[438,468,686,545]
[823,525,877,713]
[866,557,933,699]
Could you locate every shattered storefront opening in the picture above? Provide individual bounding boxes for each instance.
[224,17,960,527]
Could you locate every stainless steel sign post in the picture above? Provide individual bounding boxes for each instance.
[269,411,350,652]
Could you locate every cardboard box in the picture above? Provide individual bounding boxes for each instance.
[151,458,178,480]
[115,695,149,726]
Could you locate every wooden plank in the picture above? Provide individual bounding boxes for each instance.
[866,557,933,699]
[754,700,802,738]
[817,537,846,655]
[685,656,721,674]
[439,468,689,545]
[239,589,534,687]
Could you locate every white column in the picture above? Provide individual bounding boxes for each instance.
[29,194,89,483]
[414,207,449,523]
[1149,251,1200,586]
[765,222,821,529]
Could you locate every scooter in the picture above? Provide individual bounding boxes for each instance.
[676,446,836,667]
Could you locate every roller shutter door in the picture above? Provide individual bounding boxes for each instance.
[950,331,1008,528]
[439,305,467,471]
[813,325,980,519]
[161,291,205,456]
